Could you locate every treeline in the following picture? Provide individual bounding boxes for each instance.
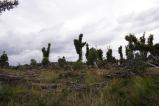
[1,32,159,72]
[39,32,159,71]
[72,33,159,72]
[0,0,158,73]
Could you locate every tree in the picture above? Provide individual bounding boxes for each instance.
[118,46,123,63]
[125,33,158,61]
[124,33,157,72]
[106,48,116,63]
[30,59,37,65]
[140,32,146,44]
[0,0,18,13]
[0,51,9,67]
[125,33,137,50]
[125,33,148,59]
[97,49,103,61]
[148,34,154,46]
[125,46,134,60]
[42,43,51,66]
[74,34,86,62]
[85,43,89,64]
[88,48,98,66]
[151,43,159,57]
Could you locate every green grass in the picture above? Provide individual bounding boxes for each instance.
[0,85,47,106]
[84,74,103,84]
[103,77,159,106]
[39,70,59,83]
[58,77,159,106]
[0,69,159,106]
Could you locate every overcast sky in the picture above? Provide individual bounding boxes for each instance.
[0,0,159,65]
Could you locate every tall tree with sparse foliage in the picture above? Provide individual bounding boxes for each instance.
[88,48,98,66]
[85,43,89,64]
[124,33,159,71]
[74,34,86,62]
[125,33,156,60]
[97,49,103,61]
[147,34,154,46]
[106,48,116,63]
[0,51,9,67]
[0,0,18,13]
[42,43,51,66]
[125,46,134,60]
[118,46,123,63]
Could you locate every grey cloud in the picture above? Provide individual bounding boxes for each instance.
[117,6,159,34]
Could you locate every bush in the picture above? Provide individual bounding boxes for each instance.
[58,56,66,67]
[0,85,47,106]
[103,77,159,106]
[72,62,84,70]
[126,53,146,74]
[0,51,9,67]
[88,48,98,65]
[30,59,37,65]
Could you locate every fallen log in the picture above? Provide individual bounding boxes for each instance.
[144,62,159,69]
[0,74,21,82]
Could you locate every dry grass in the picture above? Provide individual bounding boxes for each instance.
[39,70,59,83]
[146,67,159,75]
[0,67,159,106]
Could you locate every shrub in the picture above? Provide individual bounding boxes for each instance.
[106,48,116,63]
[103,77,159,106]
[30,59,37,65]
[72,62,84,70]
[88,48,98,65]
[126,52,146,74]
[0,51,9,67]
[58,56,66,67]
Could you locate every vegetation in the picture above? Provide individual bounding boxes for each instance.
[0,67,159,106]
[74,34,86,62]
[0,51,9,67]
[0,0,18,13]
[30,59,37,65]
[87,47,98,66]
[42,43,51,66]
[0,33,158,106]
[85,43,89,64]
[58,56,67,68]
[124,33,159,72]
[106,48,116,63]
[72,61,84,70]
[118,46,124,64]
[97,49,103,61]
[104,77,159,106]
[0,0,159,105]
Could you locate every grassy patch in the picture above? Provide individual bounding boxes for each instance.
[103,77,159,106]
[39,70,59,83]
[0,85,47,106]
[84,72,103,84]
[0,68,159,106]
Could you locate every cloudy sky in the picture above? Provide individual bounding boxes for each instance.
[0,0,159,65]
